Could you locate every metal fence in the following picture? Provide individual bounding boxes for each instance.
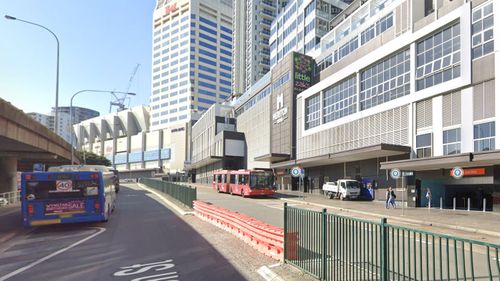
[0,191,21,206]
[139,178,196,208]
[284,203,500,281]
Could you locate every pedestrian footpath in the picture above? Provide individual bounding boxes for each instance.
[275,189,500,241]
[187,182,500,241]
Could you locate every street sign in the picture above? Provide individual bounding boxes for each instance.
[401,171,414,177]
[451,167,464,179]
[290,166,302,178]
[390,168,401,179]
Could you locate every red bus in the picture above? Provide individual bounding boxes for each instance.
[213,169,274,197]
[212,170,231,193]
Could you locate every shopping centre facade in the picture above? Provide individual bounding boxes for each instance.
[191,0,500,211]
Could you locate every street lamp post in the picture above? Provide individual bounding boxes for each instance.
[5,15,60,133]
[70,90,136,165]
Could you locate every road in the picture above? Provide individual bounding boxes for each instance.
[197,186,311,228]
[0,185,247,281]
[197,185,500,280]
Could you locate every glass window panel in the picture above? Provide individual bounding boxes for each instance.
[473,46,483,59]
[484,15,494,29]
[472,21,483,34]
[484,3,493,15]
[473,9,482,22]
[484,40,494,55]
[472,34,482,46]
[416,134,432,147]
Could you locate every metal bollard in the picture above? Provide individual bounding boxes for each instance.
[453,197,456,211]
[483,198,487,212]
[467,198,471,212]
[440,197,443,210]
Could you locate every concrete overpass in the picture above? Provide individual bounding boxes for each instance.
[0,98,78,193]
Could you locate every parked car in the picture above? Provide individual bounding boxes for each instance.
[322,179,361,200]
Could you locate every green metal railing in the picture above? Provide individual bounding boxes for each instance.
[284,203,500,281]
[139,178,196,208]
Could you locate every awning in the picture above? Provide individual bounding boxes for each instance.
[189,156,223,169]
[380,150,500,171]
[271,143,410,169]
[254,153,290,162]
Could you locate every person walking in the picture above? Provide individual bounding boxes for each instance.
[386,186,396,209]
[425,188,432,208]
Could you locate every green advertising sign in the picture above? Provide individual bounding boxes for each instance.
[293,53,313,92]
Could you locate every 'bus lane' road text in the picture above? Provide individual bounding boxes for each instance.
[113,259,179,281]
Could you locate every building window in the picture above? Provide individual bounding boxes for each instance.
[416,22,461,91]
[443,128,461,155]
[474,121,495,152]
[360,49,410,110]
[323,76,357,123]
[416,133,432,158]
[334,36,358,62]
[305,93,321,130]
[472,1,494,60]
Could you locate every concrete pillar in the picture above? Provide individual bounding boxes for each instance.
[0,157,17,193]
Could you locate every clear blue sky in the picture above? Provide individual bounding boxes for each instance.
[1,0,155,116]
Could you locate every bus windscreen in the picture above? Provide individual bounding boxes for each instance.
[249,173,272,189]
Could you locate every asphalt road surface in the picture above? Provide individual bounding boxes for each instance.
[0,186,247,281]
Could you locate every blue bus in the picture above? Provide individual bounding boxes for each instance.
[21,166,116,226]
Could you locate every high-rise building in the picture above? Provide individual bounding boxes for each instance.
[52,106,99,125]
[231,0,289,98]
[27,112,72,144]
[28,106,98,144]
[270,0,352,68]
[150,0,234,131]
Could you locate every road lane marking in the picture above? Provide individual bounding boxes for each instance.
[131,272,179,281]
[114,259,178,281]
[114,260,175,276]
[138,183,193,216]
[268,263,281,268]
[0,227,105,281]
[257,266,284,281]
[0,208,20,217]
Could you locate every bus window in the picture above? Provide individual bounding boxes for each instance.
[230,175,236,184]
[213,174,216,182]
[217,174,222,183]
[240,175,248,184]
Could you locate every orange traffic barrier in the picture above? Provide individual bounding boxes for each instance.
[193,200,284,261]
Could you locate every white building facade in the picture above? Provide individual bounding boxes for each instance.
[74,106,189,177]
[150,0,234,131]
[292,0,500,211]
[28,111,73,144]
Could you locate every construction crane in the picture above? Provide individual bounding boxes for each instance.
[109,63,141,112]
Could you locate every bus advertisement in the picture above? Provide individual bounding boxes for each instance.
[21,167,116,226]
[213,169,274,197]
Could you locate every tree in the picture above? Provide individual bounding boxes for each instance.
[78,151,111,166]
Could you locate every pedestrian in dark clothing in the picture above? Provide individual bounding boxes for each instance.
[386,186,396,208]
